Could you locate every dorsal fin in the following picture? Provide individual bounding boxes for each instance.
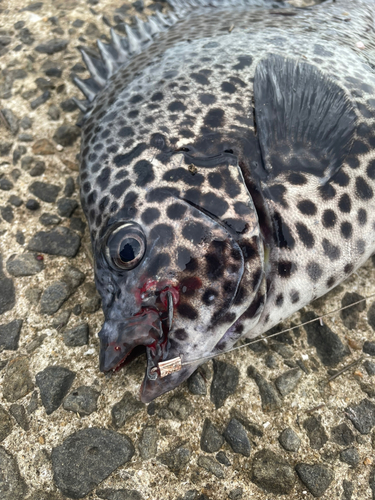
[73,0,287,114]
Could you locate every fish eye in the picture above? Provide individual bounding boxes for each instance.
[105,222,146,270]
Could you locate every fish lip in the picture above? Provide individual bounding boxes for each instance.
[99,291,175,374]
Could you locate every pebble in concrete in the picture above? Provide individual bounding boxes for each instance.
[339,447,360,467]
[27,227,81,258]
[345,399,375,434]
[36,365,76,414]
[0,446,28,500]
[223,418,251,457]
[40,281,70,315]
[330,423,355,446]
[0,405,13,442]
[0,319,23,350]
[63,386,99,416]
[210,360,239,409]
[6,253,44,276]
[295,463,334,497]
[157,445,190,473]
[197,455,224,479]
[200,418,224,453]
[96,488,143,500]
[303,416,328,450]
[275,367,303,396]
[51,428,134,498]
[138,426,158,460]
[9,404,29,431]
[63,323,89,347]
[279,428,301,452]
[2,357,34,402]
[247,365,282,412]
[111,391,144,428]
[251,449,295,495]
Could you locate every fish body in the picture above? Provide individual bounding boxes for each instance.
[74,0,375,402]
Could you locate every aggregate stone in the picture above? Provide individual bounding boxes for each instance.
[275,367,303,396]
[1,205,14,222]
[295,463,334,497]
[364,360,375,376]
[81,291,101,313]
[0,141,12,156]
[247,365,282,412]
[47,104,60,120]
[64,176,75,197]
[2,356,34,402]
[36,365,76,414]
[57,197,78,217]
[96,488,143,500]
[264,353,278,369]
[251,449,295,494]
[27,227,81,257]
[342,480,354,500]
[197,455,224,479]
[215,451,231,466]
[62,265,85,290]
[200,418,224,453]
[21,155,34,171]
[9,403,29,431]
[52,428,134,498]
[29,161,46,177]
[19,116,32,130]
[0,177,13,190]
[230,409,264,438]
[25,333,46,353]
[0,405,13,441]
[138,426,158,460]
[35,77,55,91]
[26,491,62,500]
[53,123,81,147]
[270,342,294,359]
[15,231,25,245]
[345,399,375,434]
[29,181,61,203]
[18,133,33,142]
[60,98,78,112]
[23,2,43,11]
[367,302,375,331]
[70,216,86,233]
[303,416,328,450]
[370,468,375,499]
[330,423,355,446]
[228,487,243,500]
[223,418,251,457]
[11,169,21,181]
[359,382,375,398]
[12,145,26,165]
[25,287,42,305]
[167,395,193,421]
[363,341,375,356]
[111,391,145,428]
[340,292,366,329]
[8,195,23,206]
[157,445,190,473]
[0,446,28,500]
[63,323,89,347]
[339,447,360,467]
[27,390,39,414]
[33,138,50,157]
[0,319,22,350]
[39,212,62,226]
[301,311,350,366]
[30,90,51,110]
[52,310,71,330]
[63,385,99,416]
[25,199,40,211]
[35,38,69,54]
[6,253,44,276]
[40,281,70,315]
[210,360,239,409]
[279,427,301,452]
[187,370,207,395]
[1,108,19,135]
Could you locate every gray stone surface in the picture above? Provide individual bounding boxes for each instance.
[275,367,303,396]
[138,426,158,460]
[296,463,334,497]
[247,365,282,411]
[251,449,295,494]
[200,418,224,453]
[51,428,134,498]
[157,445,190,473]
[2,357,34,402]
[36,365,76,414]
[0,405,13,442]
[63,386,99,416]
[111,391,144,428]
[346,399,375,434]
[223,418,251,457]
[278,427,301,452]
[0,319,23,350]
[0,446,28,500]
[6,253,44,276]
[63,323,89,347]
[197,455,224,479]
[27,227,81,257]
[210,360,239,409]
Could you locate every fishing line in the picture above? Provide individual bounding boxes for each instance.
[153,291,375,377]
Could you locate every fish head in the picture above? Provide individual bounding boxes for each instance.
[88,138,264,402]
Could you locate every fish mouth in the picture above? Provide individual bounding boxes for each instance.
[98,289,176,378]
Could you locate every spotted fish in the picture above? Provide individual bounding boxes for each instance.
[73,0,375,402]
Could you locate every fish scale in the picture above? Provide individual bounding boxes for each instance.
[73,0,375,402]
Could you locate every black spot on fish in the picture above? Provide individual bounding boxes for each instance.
[276,293,284,307]
[204,108,225,128]
[341,221,353,239]
[221,81,236,94]
[208,172,223,189]
[191,72,209,85]
[134,160,155,187]
[118,127,134,138]
[147,187,180,202]
[288,172,307,185]
[174,328,188,341]
[355,176,373,200]
[202,192,228,217]
[148,253,170,275]
[278,261,295,278]
[150,224,174,245]
[344,263,354,274]
[273,212,295,249]
[96,167,111,190]
[297,200,316,216]
[167,203,187,220]
[110,179,131,199]
[199,93,216,105]
[306,261,322,281]
[296,222,314,248]
[177,303,198,320]
[233,55,253,70]
[151,92,163,102]
[322,239,340,261]
[338,193,351,213]
[182,221,206,244]
[358,208,367,225]
[141,207,160,225]
[322,209,336,228]
[168,101,186,113]
[163,168,204,186]
[290,290,300,304]
[319,183,336,200]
